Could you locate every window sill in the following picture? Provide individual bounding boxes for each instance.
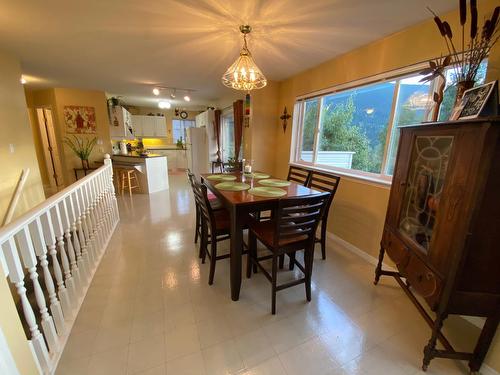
[290,162,392,189]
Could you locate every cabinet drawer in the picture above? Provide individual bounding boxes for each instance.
[405,254,443,311]
[383,230,410,273]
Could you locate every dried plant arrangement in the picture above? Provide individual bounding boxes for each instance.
[64,135,97,169]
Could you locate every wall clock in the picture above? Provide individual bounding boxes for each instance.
[180,110,188,119]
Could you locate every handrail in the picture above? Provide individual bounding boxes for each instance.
[0,156,110,244]
[2,168,30,226]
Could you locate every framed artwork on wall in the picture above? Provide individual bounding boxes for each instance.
[64,105,97,134]
[457,81,498,120]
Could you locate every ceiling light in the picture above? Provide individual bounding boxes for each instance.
[184,95,191,102]
[158,101,171,109]
[153,88,160,96]
[20,76,27,84]
[222,25,267,91]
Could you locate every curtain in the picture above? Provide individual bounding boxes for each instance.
[213,109,222,162]
[233,100,243,160]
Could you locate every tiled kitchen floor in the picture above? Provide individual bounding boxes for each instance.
[56,174,474,375]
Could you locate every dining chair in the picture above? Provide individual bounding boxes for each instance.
[246,192,330,314]
[306,171,341,260]
[287,165,311,186]
[187,170,222,244]
[192,180,231,285]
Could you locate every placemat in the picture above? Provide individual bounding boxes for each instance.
[258,178,291,187]
[215,182,250,191]
[248,187,287,197]
[206,174,237,181]
[252,172,271,179]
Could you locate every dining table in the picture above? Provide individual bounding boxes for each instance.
[200,171,323,301]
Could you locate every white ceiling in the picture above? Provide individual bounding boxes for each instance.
[0,0,458,107]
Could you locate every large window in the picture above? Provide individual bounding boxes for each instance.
[221,109,235,161]
[292,63,487,183]
[172,119,195,143]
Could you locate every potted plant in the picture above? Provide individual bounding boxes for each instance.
[423,1,499,106]
[225,157,242,172]
[176,136,184,149]
[63,135,97,169]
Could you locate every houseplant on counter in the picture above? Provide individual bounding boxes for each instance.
[422,1,499,116]
[64,135,97,169]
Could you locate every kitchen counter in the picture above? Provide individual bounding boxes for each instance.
[147,147,186,151]
[112,153,164,158]
[113,155,169,193]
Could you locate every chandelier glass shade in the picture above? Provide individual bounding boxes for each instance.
[222,25,267,91]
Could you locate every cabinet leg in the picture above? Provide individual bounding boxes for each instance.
[374,246,385,285]
[422,314,447,371]
[468,314,500,372]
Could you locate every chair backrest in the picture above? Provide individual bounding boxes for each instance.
[273,193,330,247]
[287,165,311,186]
[192,181,216,232]
[306,171,341,215]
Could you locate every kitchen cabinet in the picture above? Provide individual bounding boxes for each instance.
[374,118,500,373]
[132,115,167,137]
[109,106,134,139]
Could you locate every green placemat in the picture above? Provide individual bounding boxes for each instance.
[248,187,287,197]
[206,174,237,181]
[258,178,291,187]
[252,172,271,179]
[215,182,250,191]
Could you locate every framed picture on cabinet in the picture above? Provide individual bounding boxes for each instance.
[457,81,498,120]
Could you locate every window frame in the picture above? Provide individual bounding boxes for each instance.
[172,119,195,143]
[290,62,433,186]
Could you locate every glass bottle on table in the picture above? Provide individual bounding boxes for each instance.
[244,159,253,175]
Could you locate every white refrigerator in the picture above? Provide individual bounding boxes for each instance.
[186,126,217,177]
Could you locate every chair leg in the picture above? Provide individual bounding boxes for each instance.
[195,206,200,244]
[247,232,256,278]
[305,247,313,302]
[128,172,133,197]
[200,225,207,264]
[288,251,296,270]
[208,239,217,285]
[320,220,327,260]
[271,254,278,315]
[278,254,285,269]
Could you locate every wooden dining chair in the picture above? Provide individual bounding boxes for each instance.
[246,192,330,314]
[192,180,231,285]
[187,170,222,244]
[307,171,341,260]
[287,165,311,186]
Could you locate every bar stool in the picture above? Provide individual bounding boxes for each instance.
[120,169,140,196]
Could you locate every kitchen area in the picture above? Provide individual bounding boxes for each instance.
[108,102,218,194]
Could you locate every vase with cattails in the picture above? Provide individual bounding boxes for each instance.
[64,135,97,169]
[422,1,499,109]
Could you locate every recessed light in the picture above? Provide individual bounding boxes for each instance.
[158,101,171,109]
[153,88,160,96]
[184,95,191,102]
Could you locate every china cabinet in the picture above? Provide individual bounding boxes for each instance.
[374,118,500,373]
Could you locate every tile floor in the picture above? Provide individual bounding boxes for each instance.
[56,174,475,375]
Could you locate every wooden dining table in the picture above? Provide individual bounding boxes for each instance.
[200,172,323,301]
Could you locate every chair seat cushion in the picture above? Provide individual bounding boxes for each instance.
[250,220,308,248]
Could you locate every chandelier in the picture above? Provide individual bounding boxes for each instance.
[222,25,267,91]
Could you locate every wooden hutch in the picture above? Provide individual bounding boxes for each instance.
[374,118,500,372]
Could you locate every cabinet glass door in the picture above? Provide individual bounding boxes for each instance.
[399,136,453,252]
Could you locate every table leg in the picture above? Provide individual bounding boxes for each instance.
[230,205,244,301]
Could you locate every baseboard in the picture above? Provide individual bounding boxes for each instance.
[325,230,499,375]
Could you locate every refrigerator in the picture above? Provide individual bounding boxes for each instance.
[186,126,217,177]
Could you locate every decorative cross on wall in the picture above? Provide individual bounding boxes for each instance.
[280,106,291,133]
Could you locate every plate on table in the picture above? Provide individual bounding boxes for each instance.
[215,182,250,191]
[252,172,271,179]
[206,174,237,181]
[248,187,287,197]
[258,179,291,187]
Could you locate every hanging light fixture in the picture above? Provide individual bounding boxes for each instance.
[222,25,267,91]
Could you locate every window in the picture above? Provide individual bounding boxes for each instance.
[172,119,195,142]
[221,109,236,161]
[292,62,487,183]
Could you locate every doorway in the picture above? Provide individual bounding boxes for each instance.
[36,107,63,193]
[221,109,235,161]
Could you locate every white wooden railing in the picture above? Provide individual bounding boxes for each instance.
[0,155,119,375]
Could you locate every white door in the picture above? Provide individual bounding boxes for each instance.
[36,107,64,189]
[132,115,143,137]
[154,117,167,137]
[142,117,155,136]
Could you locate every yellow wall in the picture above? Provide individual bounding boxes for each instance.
[270,0,499,371]
[127,106,200,145]
[26,88,112,186]
[0,49,43,375]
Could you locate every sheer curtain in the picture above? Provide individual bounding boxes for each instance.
[233,100,243,160]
